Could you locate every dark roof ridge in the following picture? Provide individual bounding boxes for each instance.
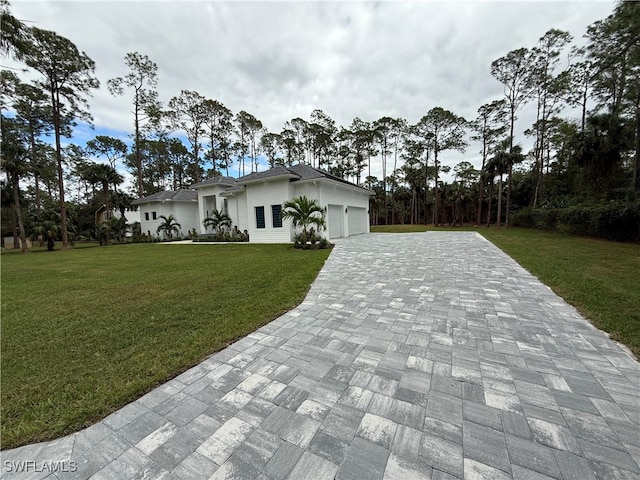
[288,163,371,192]
[190,176,237,189]
[236,165,300,183]
[132,188,197,204]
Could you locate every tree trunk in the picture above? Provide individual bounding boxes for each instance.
[390,145,399,224]
[103,181,111,214]
[135,88,143,197]
[505,106,515,228]
[496,175,503,228]
[12,173,28,253]
[193,136,201,182]
[505,163,513,227]
[476,143,487,225]
[411,188,416,224]
[487,179,494,227]
[633,96,640,189]
[533,92,542,208]
[381,141,387,225]
[433,152,440,226]
[52,87,69,250]
[581,85,587,134]
[29,127,42,213]
[424,181,428,226]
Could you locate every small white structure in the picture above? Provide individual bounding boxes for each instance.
[132,189,199,238]
[191,164,374,243]
[2,237,32,249]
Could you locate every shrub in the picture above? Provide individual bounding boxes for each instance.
[292,231,332,249]
[191,230,248,243]
[511,201,640,242]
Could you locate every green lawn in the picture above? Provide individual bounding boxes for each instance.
[372,225,640,359]
[1,242,330,449]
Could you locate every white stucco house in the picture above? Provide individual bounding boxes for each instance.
[132,189,200,238]
[133,164,374,243]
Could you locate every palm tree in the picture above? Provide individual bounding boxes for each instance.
[281,195,327,243]
[156,214,181,240]
[80,163,124,214]
[487,140,524,228]
[486,148,509,228]
[504,144,524,227]
[202,208,232,235]
[31,210,61,250]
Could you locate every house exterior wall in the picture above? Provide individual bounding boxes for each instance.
[293,180,371,239]
[138,201,199,238]
[122,208,141,227]
[236,194,248,232]
[197,184,229,234]
[244,179,293,243]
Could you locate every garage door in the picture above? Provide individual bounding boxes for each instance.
[327,204,344,239]
[348,206,367,235]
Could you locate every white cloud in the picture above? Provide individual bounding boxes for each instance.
[7,0,614,182]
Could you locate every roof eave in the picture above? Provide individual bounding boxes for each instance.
[294,177,375,195]
[237,173,299,186]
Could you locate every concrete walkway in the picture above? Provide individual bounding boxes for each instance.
[3,232,639,480]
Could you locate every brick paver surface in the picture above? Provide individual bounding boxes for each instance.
[3,232,639,479]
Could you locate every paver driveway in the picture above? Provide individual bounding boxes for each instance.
[3,232,639,480]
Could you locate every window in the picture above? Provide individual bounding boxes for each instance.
[223,199,229,215]
[272,205,282,228]
[144,212,149,221]
[152,211,157,220]
[255,206,265,229]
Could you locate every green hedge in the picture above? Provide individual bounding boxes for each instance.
[511,201,640,242]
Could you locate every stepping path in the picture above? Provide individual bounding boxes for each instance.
[3,232,639,479]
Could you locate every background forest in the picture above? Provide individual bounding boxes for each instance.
[1,1,639,250]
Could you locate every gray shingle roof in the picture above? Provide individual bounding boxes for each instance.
[236,166,300,184]
[219,184,245,196]
[132,189,197,205]
[190,176,237,189]
[288,163,373,192]
[132,165,371,204]
[234,163,371,193]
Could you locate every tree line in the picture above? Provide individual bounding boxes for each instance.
[2,0,639,252]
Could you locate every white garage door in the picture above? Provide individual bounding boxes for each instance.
[348,206,367,235]
[327,204,344,239]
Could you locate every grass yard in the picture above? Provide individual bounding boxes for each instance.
[372,225,640,359]
[0,243,330,449]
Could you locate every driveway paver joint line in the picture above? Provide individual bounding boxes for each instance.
[3,232,639,480]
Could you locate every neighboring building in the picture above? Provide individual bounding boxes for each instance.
[94,205,141,237]
[131,189,199,238]
[192,164,374,243]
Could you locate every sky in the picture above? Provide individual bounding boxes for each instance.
[6,0,616,190]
